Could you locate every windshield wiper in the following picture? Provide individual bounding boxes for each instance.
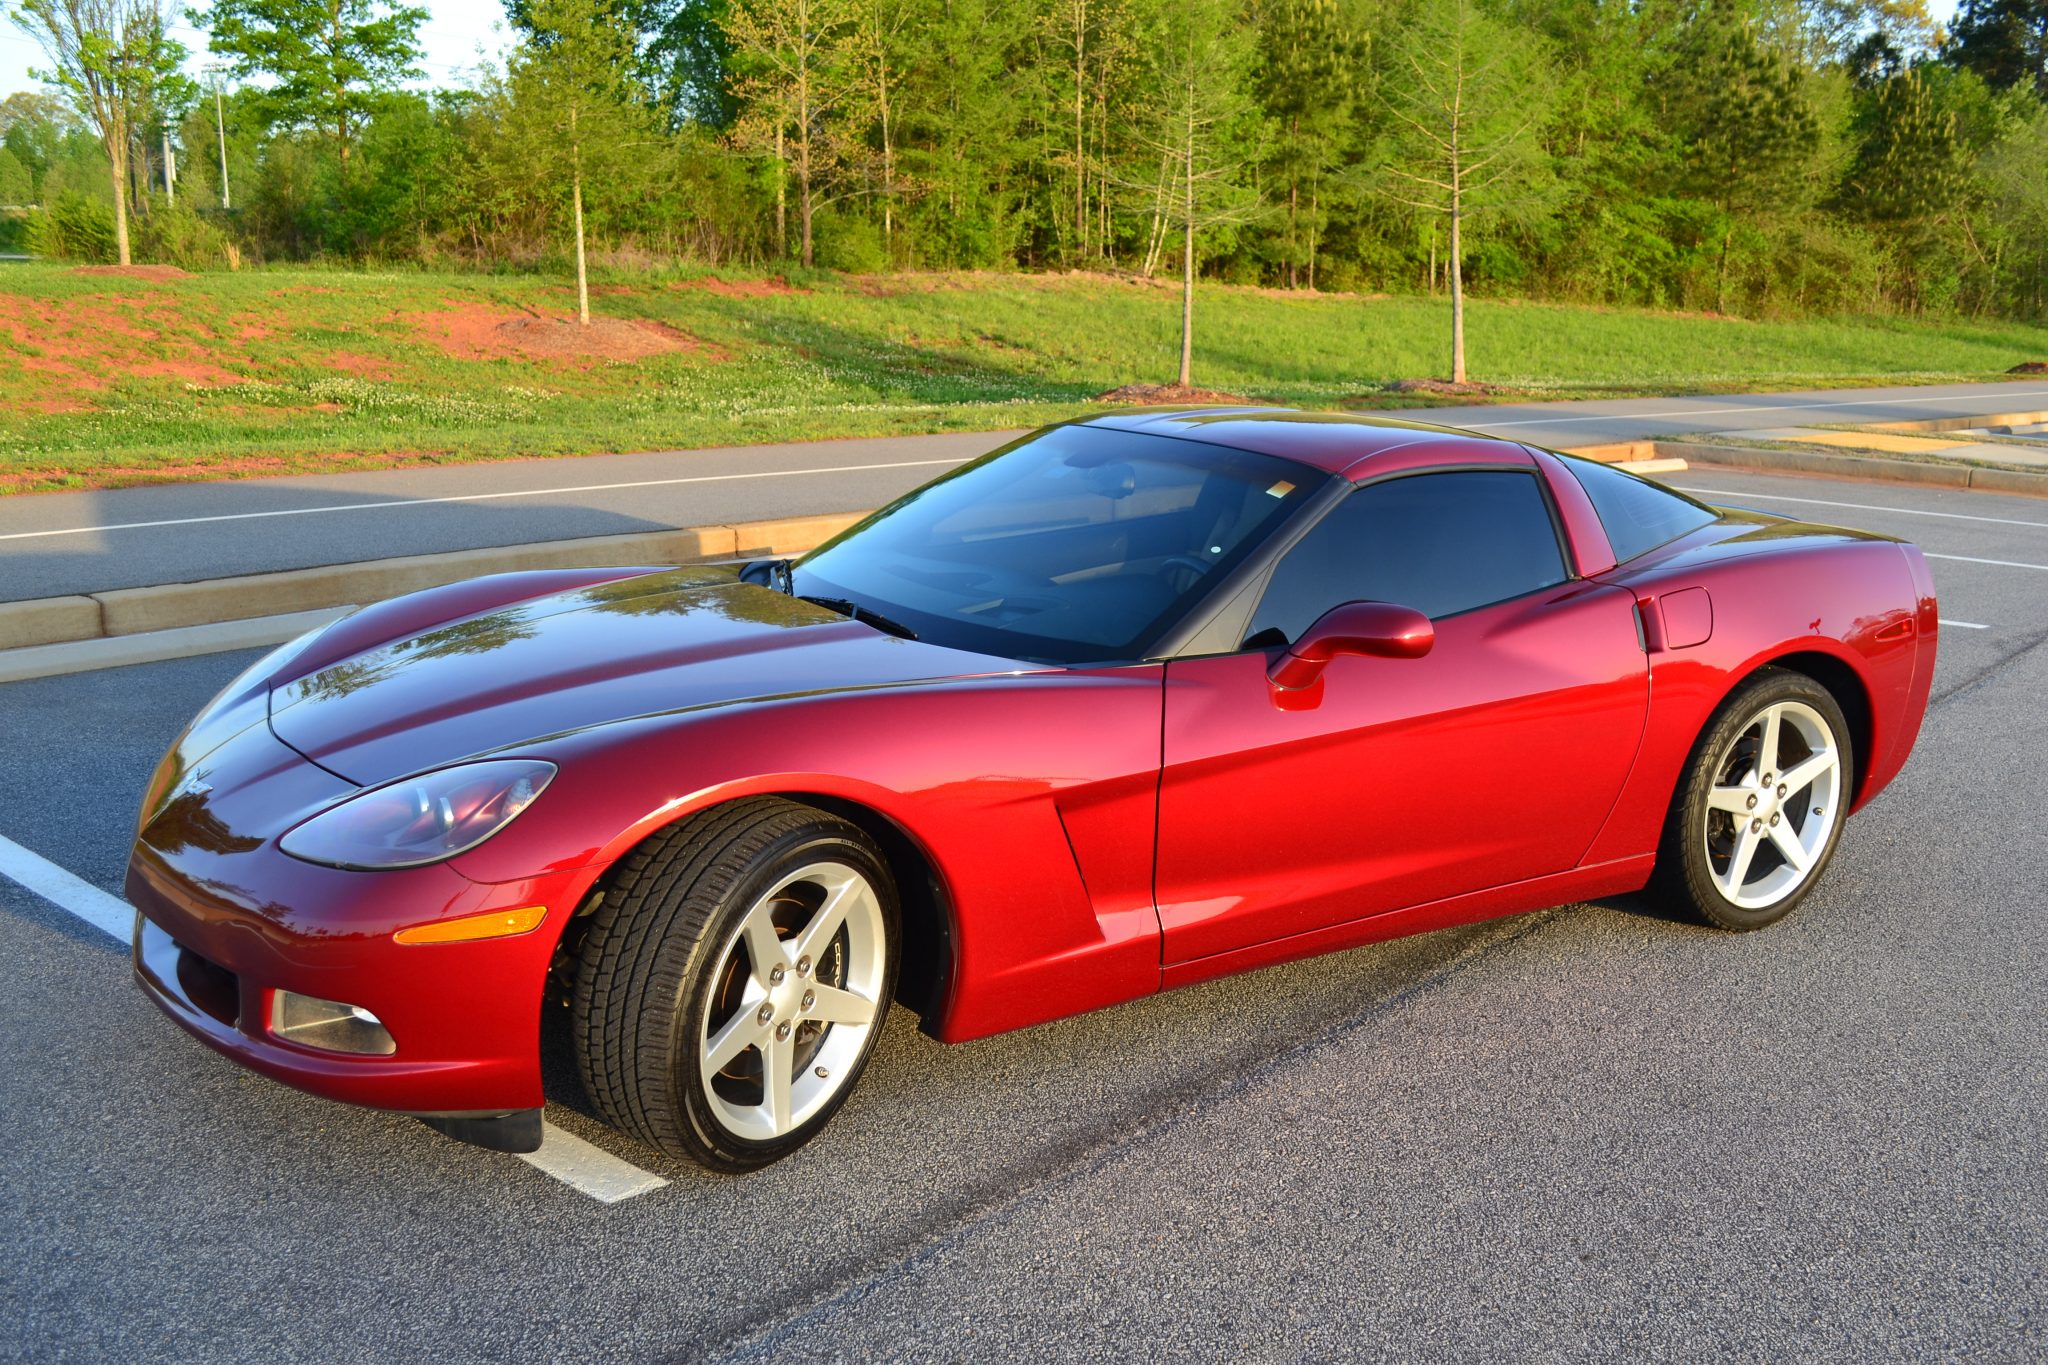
[796,595,919,641]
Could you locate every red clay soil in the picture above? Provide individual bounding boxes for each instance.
[324,351,400,380]
[670,274,807,298]
[414,303,712,363]
[1095,382,1254,405]
[2008,361,2048,375]
[0,292,244,391]
[71,265,192,282]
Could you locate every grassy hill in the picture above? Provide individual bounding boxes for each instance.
[2,262,2045,493]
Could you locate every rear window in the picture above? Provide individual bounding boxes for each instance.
[1559,454,1717,563]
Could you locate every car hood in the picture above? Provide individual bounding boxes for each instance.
[268,568,1030,785]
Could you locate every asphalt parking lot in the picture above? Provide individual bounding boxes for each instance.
[2,464,2045,1361]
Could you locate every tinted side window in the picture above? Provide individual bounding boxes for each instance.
[1559,454,1716,563]
[1247,471,1568,644]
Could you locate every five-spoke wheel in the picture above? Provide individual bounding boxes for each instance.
[1655,668,1855,930]
[572,798,899,1171]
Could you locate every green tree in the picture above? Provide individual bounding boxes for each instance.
[723,0,852,265]
[1978,89,2048,314]
[1,90,81,192]
[1661,13,1824,311]
[1255,0,1358,289]
[9,0,185,263]
[1945,0,2048,94]
[894,0,1029,268]
[0,146,32,203]
[504,0,662,320]
[198,0,427,173]
[1375,0,1557,382]
[1129,0,1265,386]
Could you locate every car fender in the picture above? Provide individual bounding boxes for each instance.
[452,669,1170,1042]
[1582,536,1922,866]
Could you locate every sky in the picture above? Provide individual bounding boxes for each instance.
[1,0,517,98]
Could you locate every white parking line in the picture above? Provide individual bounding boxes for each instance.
[1464,388,2048,431]
[1939,619,1991,630]
[520,1125,670,1203]
[0,456,965,543]
[1674,486,2048,532]
[0,832,667,1204]
[1925,552,2048,573]
[0,834,135,939]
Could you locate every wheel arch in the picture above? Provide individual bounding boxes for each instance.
[1753,650,1875,805]
[562,786,958,1040]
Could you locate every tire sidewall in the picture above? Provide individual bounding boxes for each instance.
[667,825,900,1167]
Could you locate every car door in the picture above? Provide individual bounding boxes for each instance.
[1155,463,1650,966]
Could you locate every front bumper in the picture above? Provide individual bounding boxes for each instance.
[126,714,596,1123]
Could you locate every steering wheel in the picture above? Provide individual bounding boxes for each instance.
[1160,554,1216,592]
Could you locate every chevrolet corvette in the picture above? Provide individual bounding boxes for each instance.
[128,410,1937,1170]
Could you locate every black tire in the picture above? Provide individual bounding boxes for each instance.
[1649,667,1855,932]
[571,797,899,1172]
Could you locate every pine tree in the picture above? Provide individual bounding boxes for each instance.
[1945,0,2048,94]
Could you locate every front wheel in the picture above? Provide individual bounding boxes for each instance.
[1652,669,1855,931]
[572,799,899,1171]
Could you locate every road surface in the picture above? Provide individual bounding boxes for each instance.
[5,380,2046,602]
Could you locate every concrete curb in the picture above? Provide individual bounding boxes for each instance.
[0,511,865,653]
[0,607,356,685]
[1658,440,2048,498]
[1864,408,2048,435]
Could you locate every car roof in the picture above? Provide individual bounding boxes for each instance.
[1074,406,1523,479]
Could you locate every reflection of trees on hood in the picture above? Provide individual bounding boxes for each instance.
[145,790,263,856]
[589,578,840,628]
[289,567,839,700]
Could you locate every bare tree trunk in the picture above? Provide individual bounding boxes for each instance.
[1073,0,1086,261]
[1449,201,1466,384]
[1286,114,1298,289]
[797,48,814,268]
[1307,182,1318,291]
[1142,149,1170,275]
[572,113,589,326]
[110,143,131,265]
[1178,101,1194,389]
[774,124,787,259]
[880,52,894,262]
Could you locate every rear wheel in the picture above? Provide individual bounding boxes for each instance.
[572,798,898,1171]
[1652,669,1854,931]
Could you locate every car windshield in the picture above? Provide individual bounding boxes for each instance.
[792,424,1324,664]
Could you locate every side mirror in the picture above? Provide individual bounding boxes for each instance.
[1268,601,1434,690]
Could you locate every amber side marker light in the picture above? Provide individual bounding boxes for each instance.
[394,905,548,946]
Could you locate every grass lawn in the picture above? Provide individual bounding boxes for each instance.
[2,261,2045,493]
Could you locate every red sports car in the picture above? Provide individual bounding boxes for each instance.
[128,411,1937,1170]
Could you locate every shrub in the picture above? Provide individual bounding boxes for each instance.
[814,208,887,274]
[24,192,117,262]
[134,200,238,271]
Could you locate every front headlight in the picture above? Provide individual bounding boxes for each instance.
[279,760,557,870]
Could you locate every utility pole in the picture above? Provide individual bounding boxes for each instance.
[163,130,175,204]
[206,65,231,210]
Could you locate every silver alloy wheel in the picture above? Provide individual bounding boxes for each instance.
[697,861,887,1143]
[1701,699,1844,911]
